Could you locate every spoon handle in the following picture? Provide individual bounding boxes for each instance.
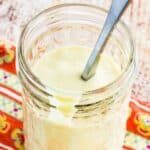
[81,0,129,80]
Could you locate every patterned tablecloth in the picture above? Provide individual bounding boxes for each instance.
[0,0,149,150]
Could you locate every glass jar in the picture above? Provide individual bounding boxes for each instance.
[17,4,136,150]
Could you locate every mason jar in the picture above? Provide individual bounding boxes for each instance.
[17,4,136,150]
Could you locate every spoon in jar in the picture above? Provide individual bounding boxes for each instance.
[81,0,129,81]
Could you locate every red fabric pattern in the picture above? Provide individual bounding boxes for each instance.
[0,111,24,150]
[0,41,16,75]
[0,41,149,150]
[127,99,150,139]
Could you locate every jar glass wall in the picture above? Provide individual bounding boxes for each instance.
[18,4,136,150]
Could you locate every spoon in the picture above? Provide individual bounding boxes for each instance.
[81,0,129,81]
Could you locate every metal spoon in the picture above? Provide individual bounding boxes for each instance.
[81,0,129,81]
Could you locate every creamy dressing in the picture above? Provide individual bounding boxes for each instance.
[32,46,120,117]
[24,46,127,150]
[33,46,120,92]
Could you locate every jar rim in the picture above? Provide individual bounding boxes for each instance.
[18,3,136,99]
